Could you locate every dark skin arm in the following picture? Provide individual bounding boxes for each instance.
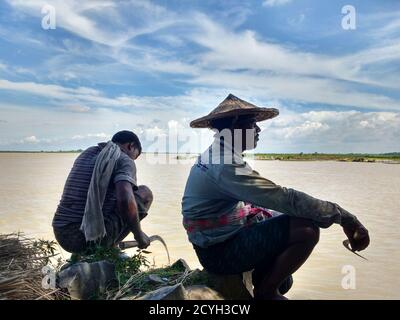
[115,181,150,249]
[234,117,371,253]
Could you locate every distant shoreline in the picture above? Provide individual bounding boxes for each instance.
[0,150,83,154]
[1,150,399,163]
[252,153,400,164]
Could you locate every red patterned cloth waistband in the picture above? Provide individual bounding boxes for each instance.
[183,203,273,234]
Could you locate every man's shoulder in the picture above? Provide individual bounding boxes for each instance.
[74,145,101,163]
[113,151,137,187]
[114,152,136,176]
[117,151,135,167]
[219,161,255,180]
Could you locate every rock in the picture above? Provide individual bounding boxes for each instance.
[118,252,130,260]
[170,258,190,272]
[185,285,224,300]
[137,283,224,300]
[185,268,203,280]
[147,274,167,284]
[120,295,139,300]
[57,260,116,300]
[185,269,252,300]
[242,271,254,297]
[138,283,187,300]
[205,272,253,300]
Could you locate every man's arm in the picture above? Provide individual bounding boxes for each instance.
[218,163,362,229]
[115,180,150,248]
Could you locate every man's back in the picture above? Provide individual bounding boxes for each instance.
[52,143,137,228]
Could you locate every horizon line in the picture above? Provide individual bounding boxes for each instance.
[0,150,399,155]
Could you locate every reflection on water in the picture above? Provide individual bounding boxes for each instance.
[0,153,399,299]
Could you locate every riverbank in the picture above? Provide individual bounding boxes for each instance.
[252,153,400,163]
[0,233,251,300]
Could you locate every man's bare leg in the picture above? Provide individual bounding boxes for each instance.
[253,217,320,300]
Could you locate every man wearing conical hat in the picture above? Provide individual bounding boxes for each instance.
[181,94,370,300]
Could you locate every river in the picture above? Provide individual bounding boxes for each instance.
[0,153,399,299]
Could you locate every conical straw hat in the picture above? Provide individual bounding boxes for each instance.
[190,94,279,128]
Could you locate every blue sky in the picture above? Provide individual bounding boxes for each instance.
[0,0,399,152]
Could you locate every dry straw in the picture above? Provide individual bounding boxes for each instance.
[0,233,67,300]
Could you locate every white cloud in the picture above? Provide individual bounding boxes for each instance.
[72,133,110,140]
[280,121,330,139]
[0,79,101,101]
[64,105,91,113]
[87,133,110,139]
[22,135,39,143]
[1,102,399,153]
[262,109,400,152]
[71,134,84,140]
[188,71,400,111]
[262,0,293,7]
[6,0,178,47]
[191,14,400,89]
[63,72,77,80]
[0,79,227,114]
[361,11,400,40]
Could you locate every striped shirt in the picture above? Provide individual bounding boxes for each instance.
[52,143,137,228]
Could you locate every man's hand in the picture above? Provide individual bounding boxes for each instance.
[343,224,370,252]
[134,231,150,249]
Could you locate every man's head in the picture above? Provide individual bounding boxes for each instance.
[112,130,142,160]
[210,115,261,151]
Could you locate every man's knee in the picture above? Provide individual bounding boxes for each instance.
[136,185,153,210]
[303,224,320,246]
[290,217,320,246]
